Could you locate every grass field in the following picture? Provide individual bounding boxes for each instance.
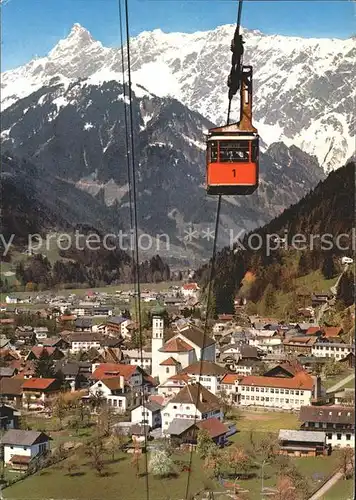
[234,409,300,433]
[342,377,355,389]
[324,477,355,500]
[5,409,343,500]
[323,369,354,390]
[4,451,213,500]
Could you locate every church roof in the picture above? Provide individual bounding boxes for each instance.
[159,338,193,353]
[173,325,215,349]
[160,357,181,366]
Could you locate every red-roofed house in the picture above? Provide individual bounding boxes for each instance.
[22,378,61,409]
[197,417,229,446]
[180,283,200,298]
[237,372,316,410]
[91,363,143,387]
[88,377,130,412]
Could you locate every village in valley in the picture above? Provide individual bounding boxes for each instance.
[0,273,354,500]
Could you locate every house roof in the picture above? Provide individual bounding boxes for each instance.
[176,325,215,349]
[180,361,227,376]
[220,373,242,385]
[0,377,23,396]
[166,418,196,436]
[300,405,354,425]
[149,395,165,406]
[69,333,103,343]
[2,429,51,446]
[28,346,57,359]
[197,418,228,438]
[55,361,80,376]
[240,345,259,359]
[160,357,181,366]
[278,429,326,443]
[75,317,93,328]
[160,338,193,353]
[0,367,16,377]
[9,455,32,465]
[22,378,57,391]
[264,360,304,377]
[168,383,220,413]
[133,401,162,412]
[91,363,138,382]
[130,424,150,436]
[165,373,191,384]
[323,327,343,338]
[100,377,123,391]
[283,336,316,345]
[182,283,199,290]
[107,316,126,325]
[306,327,322,335]
[123,349,152,359]
[240,372,314,390]
[43,337,69,347]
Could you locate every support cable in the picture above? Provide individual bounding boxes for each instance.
[118,0,138,317]
[185,2,244,498]
[123,0,149,496]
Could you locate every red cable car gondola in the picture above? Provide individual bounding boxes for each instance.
[206,66,259,196]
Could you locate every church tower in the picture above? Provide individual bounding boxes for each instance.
[151,305,165,379]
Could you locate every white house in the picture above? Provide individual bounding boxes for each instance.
[300,405,355,449]
[161,383,222,432]
[33,327,49,340]
[106,317,132,338]
[249,336,282,354]
[68,333,103,353]
[131,402,162,429]
[312,341,352,360]
[238,373,314,411]
[5,296,18,304]
[180,361,227,395]
[123,349,152,371]
[157,373,191,398]
[88,377,129,412]
[2,430,51,470]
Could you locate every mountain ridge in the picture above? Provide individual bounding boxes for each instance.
[1,77,325,263]
[2,23,354,171]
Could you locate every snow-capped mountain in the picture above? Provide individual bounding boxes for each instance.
[1,75,324,263]
[2,23,355,171]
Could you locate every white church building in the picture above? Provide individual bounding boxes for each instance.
[151,306,215,384]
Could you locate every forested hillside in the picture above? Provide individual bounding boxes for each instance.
[198,161,355,316]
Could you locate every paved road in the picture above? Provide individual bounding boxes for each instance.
[308,470,343,500]
[326,372,355,394]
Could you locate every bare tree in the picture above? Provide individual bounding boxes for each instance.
[273,476,299,500]
[131,443,141,477]
[85,437,105,476]
[339,447,355,479]
[97,404,115,437]
[66,457,79,476]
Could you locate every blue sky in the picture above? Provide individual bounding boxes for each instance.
[2,0,355,71]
